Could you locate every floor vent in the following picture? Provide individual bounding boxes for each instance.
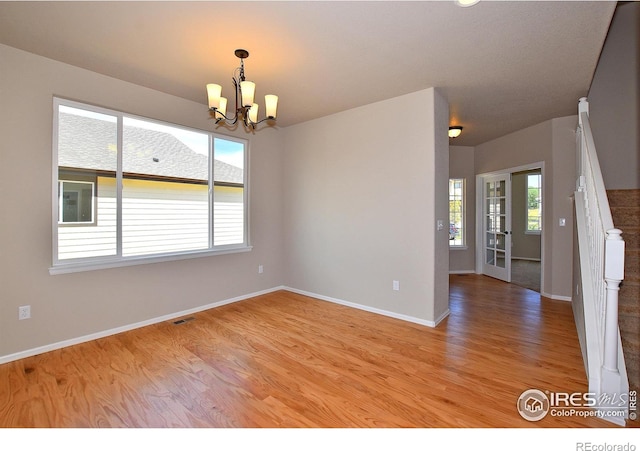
[173,317,195,325]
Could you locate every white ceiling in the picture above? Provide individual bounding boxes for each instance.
[0,1,617,146]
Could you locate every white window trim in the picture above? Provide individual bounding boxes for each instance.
[50,97,250,275]
[49,245,253,275]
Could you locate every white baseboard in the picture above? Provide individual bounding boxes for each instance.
[0,286,286,365]
[0,284,453,365]
[283,286,449,328]
[449,270,476,274]
[542,291,572,302]
[512,257,542,262]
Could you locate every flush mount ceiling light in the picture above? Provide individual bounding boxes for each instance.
[455,0,480,7]
[206,49,278,131]
[449,126,463,138]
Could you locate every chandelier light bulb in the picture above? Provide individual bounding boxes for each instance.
[216,97,227,120]
[265,94,278,119]
[248,103,259,123]
[240,81,256,108]
[206,84,222,110]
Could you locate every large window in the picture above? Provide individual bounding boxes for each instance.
[449,178,465,247]
[526,172,542,233]
[52,98,248,272]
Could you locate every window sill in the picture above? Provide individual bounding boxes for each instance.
[49,245,253,275]
[525,231,541,235]
[449,246,468,251]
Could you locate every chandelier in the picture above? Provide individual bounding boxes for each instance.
[206,49,278,130]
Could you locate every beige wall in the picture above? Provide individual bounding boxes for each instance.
[549,116,578,298]
[283,88,450,324]
[588,2,640,190]
[0,44,285,359]
[449,146,476,272]
[475,116,577,300]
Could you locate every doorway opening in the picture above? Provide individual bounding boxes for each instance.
[476,162,544,293]
[510,169,542,292]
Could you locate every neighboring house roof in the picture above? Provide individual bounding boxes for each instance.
[58,112,243,185]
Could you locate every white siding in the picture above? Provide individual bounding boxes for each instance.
[57,177,244,260]
[214,186,245,246]
[58,176,117,260]
[122,178,209,256]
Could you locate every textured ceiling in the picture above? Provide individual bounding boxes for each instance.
[0,1,617,146]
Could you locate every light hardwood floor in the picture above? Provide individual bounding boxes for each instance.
[0,275,619,427]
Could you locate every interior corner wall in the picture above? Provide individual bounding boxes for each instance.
[0,44,285,360]
[449,146,476,272]
[282,88,450,324]
[588,1,640,190]
[474,116,577,300]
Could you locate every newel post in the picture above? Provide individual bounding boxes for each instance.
[603,228,624,372]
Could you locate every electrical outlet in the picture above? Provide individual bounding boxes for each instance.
[258,264,264,274]
[393,280,400,291]
[18,305,31,320]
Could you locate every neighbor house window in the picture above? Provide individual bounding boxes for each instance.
[52,98,248,272]
[449,178,465,247]
[59,180,95,224]
[526,173,542,233]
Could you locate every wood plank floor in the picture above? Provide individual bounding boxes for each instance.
[0,275,620,427]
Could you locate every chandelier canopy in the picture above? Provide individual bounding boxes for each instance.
[206,49,278,130]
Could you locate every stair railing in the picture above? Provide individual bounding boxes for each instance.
[575,97,628,425]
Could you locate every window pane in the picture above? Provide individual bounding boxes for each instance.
[527,173,542,232]
[122,118,210,257]
[213,138,245,246]
[57,105,117,260]
[449,178,464,246]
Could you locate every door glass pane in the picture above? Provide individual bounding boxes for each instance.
[496,251,506,268]
[486,232,495,248]
[486,249,495,265]
[496,233,505,250]
[487,182,494,197]
[496,180,505,197]
[486,215,495,232]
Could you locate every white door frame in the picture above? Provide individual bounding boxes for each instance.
[475,162,545,291]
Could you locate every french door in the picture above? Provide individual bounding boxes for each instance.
[482,173,511,282]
